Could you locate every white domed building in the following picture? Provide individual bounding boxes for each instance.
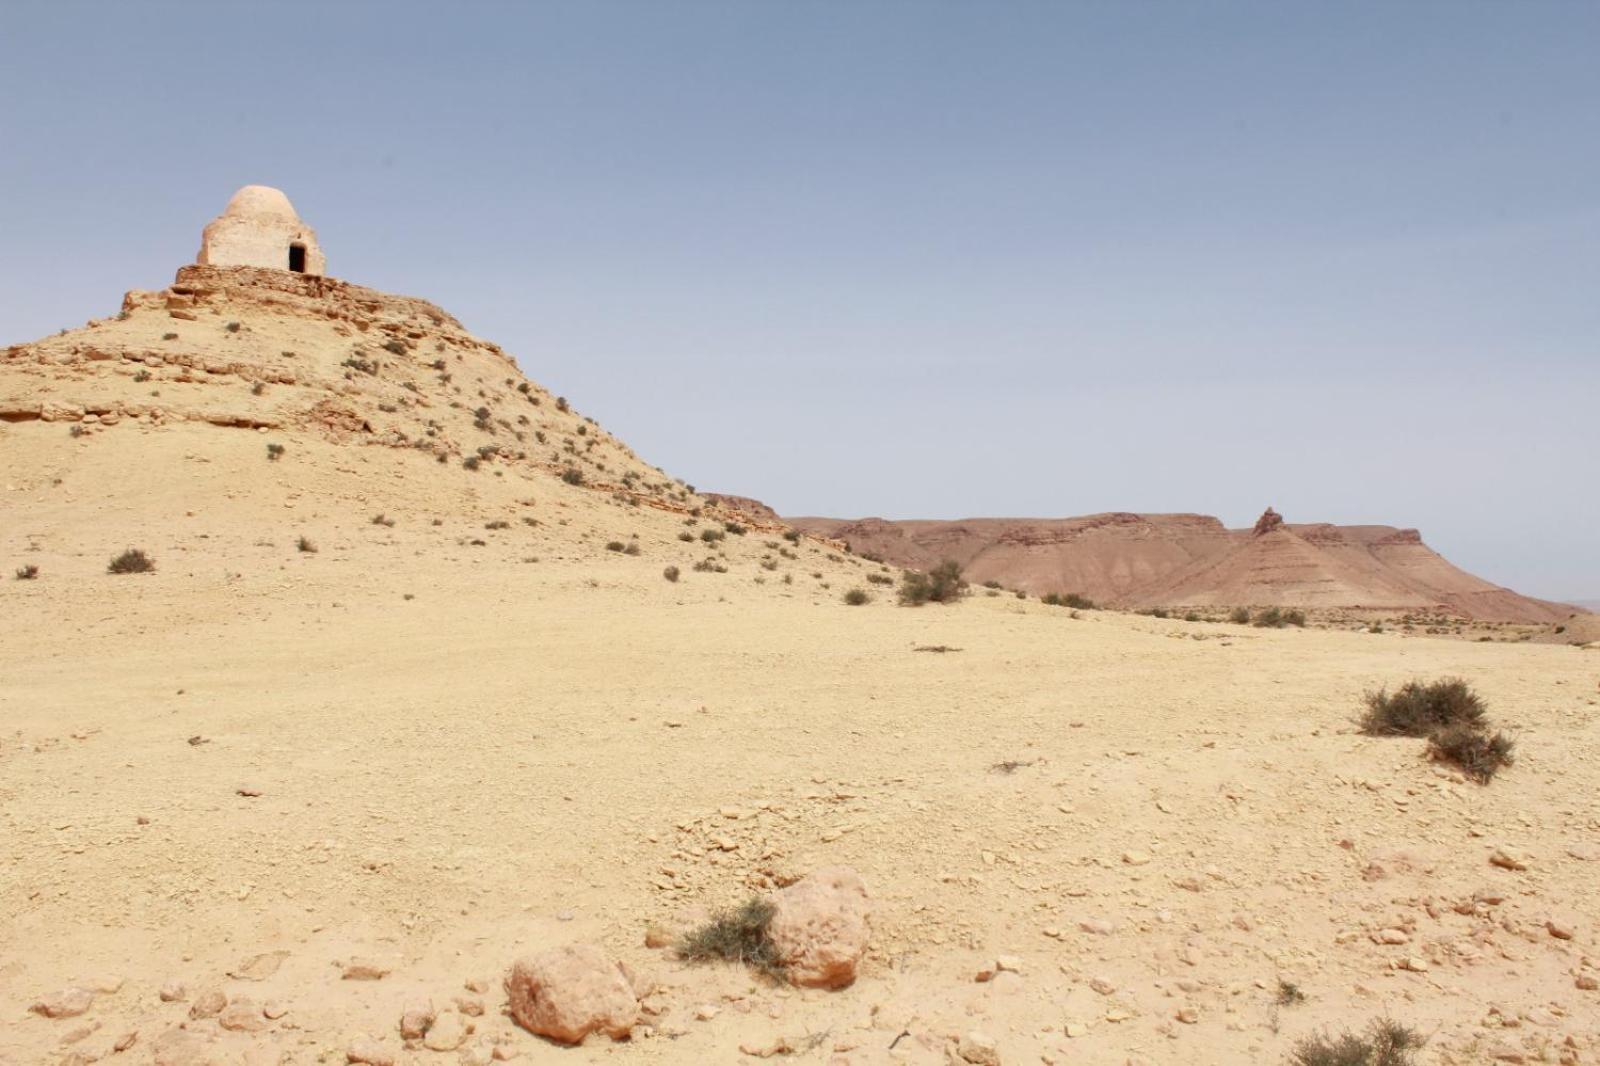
[196,185,326,275]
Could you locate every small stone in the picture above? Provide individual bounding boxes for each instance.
[346,1038,395,1066]
[1079,918,1116,936]
[422,1011,471,1052]
[644,925,674,949]
[995,955,1022,974]
[158,981,188,1003]
[262,1001,288,1020]
[1575,974,1597,991]
[1546,919,1574,940]
[1122,851,1152,866]
[1398,956,1429,972]
[766,866,872,989]
[958,1029,1001,1065]
[1176,1007,1200,1024]
[340,958,392,981]
[399,1002,435,1040]
[1373,928,1410,945]
[695,1004,720,1021]
[90,975,124,994]
[1490,847,1529,871]
[31,988,95,1019]
[114,1031,138,1053]
[454,996,484,1017]
[1089,977,1116,995]
[464,977,489,994]
[218,999,268,1032]
[188,990,227,1019]
[230,952,286,981]
[1064,1021,1088,1038]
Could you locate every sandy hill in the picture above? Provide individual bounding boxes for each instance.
[786,506,1576,623]
[5,246,1599,1065]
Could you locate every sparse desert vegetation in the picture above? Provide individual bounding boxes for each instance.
[106,548,154,574]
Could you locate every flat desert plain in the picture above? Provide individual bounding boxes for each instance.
[3,429,1598,1064]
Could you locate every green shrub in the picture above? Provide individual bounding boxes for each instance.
[560,467,583,486]
[15,564,39,580]
[663,565,680,583]
[108,549,154,575]
[1359,679,1486,737]
[266,442,285,461]
[677,898,782,977]
[371,514,396,527]
[843,588,870,606]
[865,572,893,585]
[296,536,317,554]
[1229,606,1251,624]
[1254,606,1285,628]
[381,338,408,356]
[782,529,801,543]
[899,561,965,606]
[605,540,626,552]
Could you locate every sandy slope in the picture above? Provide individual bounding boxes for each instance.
[4,273,1599,1065]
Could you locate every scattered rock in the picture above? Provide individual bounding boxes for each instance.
[1547,918,1575,940]
[766,866,871,989]
[1079,918,1116,936]
[399,1001,435,1041]
[218,999,268,1032]
[158,980,188,1003]
[1490,847,1530,871]
[229,951,287,981]
[1176,1007,1200,1024]
[188,990,227,1019]
[346,1038,395,1066]
[422,1011,471,1052]
[958,1030,1001,1065]
[151,1027,218,1066]
[1373,928,1411,945]
[1122,851,1152,866]
[994,955,1022,974]
[504,943,640,1045]
[340,958,392,981]
[30,988,94,1019]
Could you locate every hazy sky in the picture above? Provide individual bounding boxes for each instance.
[2,2,1595,598]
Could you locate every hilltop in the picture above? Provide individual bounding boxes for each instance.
[786,507,1578,623]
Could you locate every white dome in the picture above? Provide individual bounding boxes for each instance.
[220,184,301,223]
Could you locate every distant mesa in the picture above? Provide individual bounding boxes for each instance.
[197,184,326,276]
[784,503,1580,623]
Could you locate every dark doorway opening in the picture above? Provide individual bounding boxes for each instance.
[288,243,306,273]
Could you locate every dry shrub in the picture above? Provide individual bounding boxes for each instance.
[1290,1019,1424,1066]
[1426,723,1514,784]
[108,549,154,575]
[1359,679,1486,737]
[899,561,965,606]
[677,898,783,977]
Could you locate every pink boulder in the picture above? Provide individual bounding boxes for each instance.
[504,944,639,1045]
[768,866,871,989]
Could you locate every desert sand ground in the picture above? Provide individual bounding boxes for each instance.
[3,426,1598,1066]
[4,263,1598,1065]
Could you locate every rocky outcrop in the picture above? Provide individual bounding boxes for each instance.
[1252,507,1285,535]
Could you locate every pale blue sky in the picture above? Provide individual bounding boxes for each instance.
[2,2,1595,599]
